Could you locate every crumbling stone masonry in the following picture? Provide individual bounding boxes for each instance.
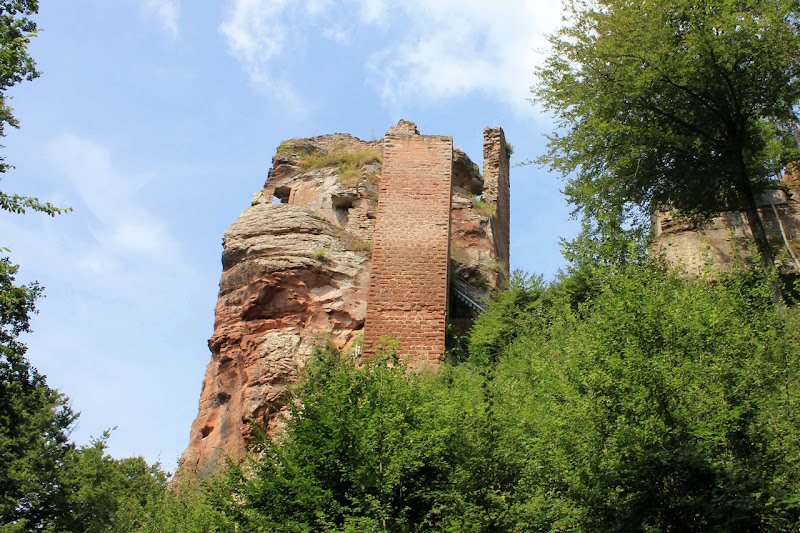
[363,122,511,369]
[653,167,800,275]
[363,122,454,368]
[179,121,510,476]
[482,127,511,269]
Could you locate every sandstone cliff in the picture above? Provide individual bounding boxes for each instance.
[179,122,508,476]
[653,168,800,274]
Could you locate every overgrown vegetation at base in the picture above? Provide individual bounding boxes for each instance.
[97,263,800,532]
[7,255,800,531]
[5,0,800,529]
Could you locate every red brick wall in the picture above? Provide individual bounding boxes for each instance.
[482,127,510,268]
[363,129,453,369]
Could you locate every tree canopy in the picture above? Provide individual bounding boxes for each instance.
[0,257,171,532]
[157,264,800,532]
[534,0,800,300]
[0,0,67,217]
[0,258,77,530]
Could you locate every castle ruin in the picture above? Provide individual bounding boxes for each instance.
[653,165,800,274]
[179,121,510,475]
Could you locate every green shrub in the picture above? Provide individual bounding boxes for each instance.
[472,197,496,217]
[503,141,514,159]
[299,146,382,187]
[276,140,316,157]
[337,231,372,252]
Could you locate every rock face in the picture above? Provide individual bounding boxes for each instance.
[179,122,510,476]
[653,169,800,274]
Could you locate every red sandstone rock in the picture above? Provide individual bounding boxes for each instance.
[178,122,509,477]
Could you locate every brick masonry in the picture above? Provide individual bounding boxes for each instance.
[482,127,511,268]
[363,122,453,369]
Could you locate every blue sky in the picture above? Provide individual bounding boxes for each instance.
[0,0,578,471]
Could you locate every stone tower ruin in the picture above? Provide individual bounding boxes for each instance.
[653,165,800,274]
[179,120,510,476]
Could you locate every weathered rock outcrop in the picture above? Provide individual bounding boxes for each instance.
[179,122,509,476]
[653,169,800,274]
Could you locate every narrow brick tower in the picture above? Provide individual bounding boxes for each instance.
[363,121,510,370]
[363,121,454,369]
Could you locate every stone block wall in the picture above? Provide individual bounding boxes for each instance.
[363,122,453,369]
[653,182,800,274]
[482,127,511,268]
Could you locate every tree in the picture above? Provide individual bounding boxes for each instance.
[0,257,174,532]
[52,432,170,533]
[0,0,67,217]
[487,264,800,530]
[216,344,461,532]
[534,0,800,302]
[0,257,77,530]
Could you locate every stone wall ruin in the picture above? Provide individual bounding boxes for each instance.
[179,120,510,476]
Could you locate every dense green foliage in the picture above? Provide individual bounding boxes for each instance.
[482,266,800,530]
[0,258,76,530]
[4,2,800,530]
[124,264,800,532]
[533,0,800,301]
[7,260,799,532]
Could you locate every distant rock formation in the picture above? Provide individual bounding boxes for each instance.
[178,122,510,477]
[653,166,800,274]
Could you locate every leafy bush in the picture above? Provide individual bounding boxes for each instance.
[490,265,800,530]
[214,344,462,531]
[106,264,800,532]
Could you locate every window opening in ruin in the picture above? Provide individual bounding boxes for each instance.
[272,186,291,204]
[332,196,355,227]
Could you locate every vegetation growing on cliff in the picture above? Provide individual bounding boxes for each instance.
[278,140,382,187]
[471,196,496,217]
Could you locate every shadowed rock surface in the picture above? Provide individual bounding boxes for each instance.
[653,169,800,275]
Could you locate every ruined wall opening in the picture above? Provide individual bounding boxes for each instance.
[272,186,291,204]
[332,196,355,227]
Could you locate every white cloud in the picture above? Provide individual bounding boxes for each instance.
[219,0,306,112]
[218,0,562,115]
[144,0,180,39]
[305,0,334,16]
[356,0,387,24]
[46,134,186,281]
[362,0,562,114]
